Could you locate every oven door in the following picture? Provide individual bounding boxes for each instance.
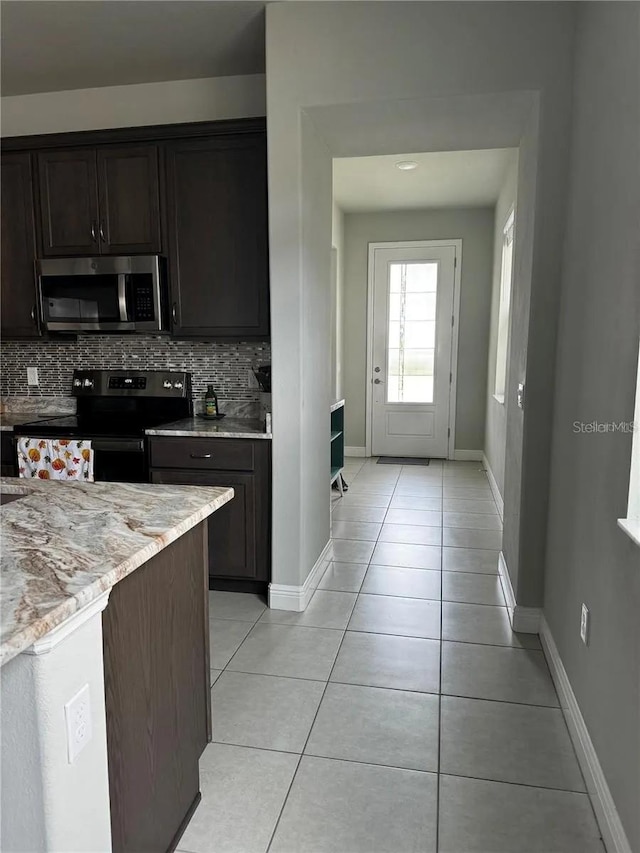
[91,438,148,483]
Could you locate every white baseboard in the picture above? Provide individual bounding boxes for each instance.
[268,539,332,612]
[452,449,484,461]
[497,551,541,634]
[540,616,633,853]
[482,452,504,520]
[344,446,366,457]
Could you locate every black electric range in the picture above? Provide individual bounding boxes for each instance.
[14,370,193,482]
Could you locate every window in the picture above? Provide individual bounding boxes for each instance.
[618,338,640,546]
[494,209,515,403]
[386,261,438,403]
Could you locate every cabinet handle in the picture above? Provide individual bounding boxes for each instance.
[30,304,37,324]
[172,303,177,323]
[90,222,97,242]
[190,453,212,459]
[99,224,106,243]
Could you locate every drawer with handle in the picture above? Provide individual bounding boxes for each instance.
[149,437,255,472]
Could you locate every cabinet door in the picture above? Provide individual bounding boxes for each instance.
[150,468,264,581]
[97,145,162,254]
[1,152,40,338]
[166,134,269,339]
[38,149,99,256]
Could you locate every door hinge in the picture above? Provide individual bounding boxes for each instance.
[451,315,455,327]
[447,427,451,437]
[449,372,452,383]
[454,255,457,269]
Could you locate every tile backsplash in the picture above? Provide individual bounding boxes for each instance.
[0,336,271,405]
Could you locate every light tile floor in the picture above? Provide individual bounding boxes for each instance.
[179,458,605,853]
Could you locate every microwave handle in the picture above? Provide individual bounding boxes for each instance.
[117,274,129,323]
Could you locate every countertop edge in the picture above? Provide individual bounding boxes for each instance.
[0,486,234,667]
[145,428,272,439]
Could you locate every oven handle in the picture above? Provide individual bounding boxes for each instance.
[117,274,129,323]
[90,438,145,454]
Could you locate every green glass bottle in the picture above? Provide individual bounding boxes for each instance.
[205,385,218,417]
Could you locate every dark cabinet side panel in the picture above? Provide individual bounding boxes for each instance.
[37,149,99,256]
[166,134,269,339]
[102,524,209,853]
[97,145,162,254]
[1,152,40,338]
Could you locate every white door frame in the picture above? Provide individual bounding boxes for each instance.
[365,239,463,459]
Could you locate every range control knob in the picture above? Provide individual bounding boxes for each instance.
[83,378,94,388]
[73,378,82,387]
[163,380,173,389]
[173,381,184,390]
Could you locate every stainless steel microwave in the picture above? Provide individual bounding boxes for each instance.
[37,255,167,333]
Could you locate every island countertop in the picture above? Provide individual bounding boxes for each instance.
[0,477,234,666]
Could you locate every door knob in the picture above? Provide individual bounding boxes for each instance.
[374,366,381,373]
[373,378,383,385]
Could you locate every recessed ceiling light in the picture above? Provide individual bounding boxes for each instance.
[395,160,418,171]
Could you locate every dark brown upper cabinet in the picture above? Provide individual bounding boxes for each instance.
[97,146,161,255]
[1,152,40,338]
[166,133,269,339]
[37,145,161,257]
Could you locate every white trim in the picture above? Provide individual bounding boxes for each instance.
[448,241,463,460]
[452,449,483,461]
[482,452,504,520]
[540,616,633,853]
[23,590,111,656]
[497,551,540,634]
[268,539,332,612]
[344,446,367,458]
[617,517,640,547]
[365,239,463,460]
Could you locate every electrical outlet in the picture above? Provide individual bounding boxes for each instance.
[64,684,92,763]
[27,367,39,386]
[580,604,590,646]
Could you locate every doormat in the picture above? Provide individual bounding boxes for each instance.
[377,456,431,466]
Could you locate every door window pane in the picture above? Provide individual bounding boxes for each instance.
[387,262,438,403]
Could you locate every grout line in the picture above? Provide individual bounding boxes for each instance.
[437,770,589,797]
[436,473,444,852]
[265,623,351,851]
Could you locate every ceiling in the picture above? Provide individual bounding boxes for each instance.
[333,149,516,213]
[0,1,266,96]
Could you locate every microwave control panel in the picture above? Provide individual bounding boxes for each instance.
[131,278,156,322]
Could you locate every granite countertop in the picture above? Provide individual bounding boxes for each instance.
[0,413,69,432]
[0,477,234,665]
[146,417,272,439]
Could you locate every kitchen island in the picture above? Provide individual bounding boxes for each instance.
[0,477,234,853]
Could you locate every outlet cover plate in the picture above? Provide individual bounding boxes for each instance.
[27,367,39,386]
[580,603,590,646]
[64,683,92,763]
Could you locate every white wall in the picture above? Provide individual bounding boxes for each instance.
[342,207,495,452]
[266,1,575,596]
[331,201,345,403]
[0,74,266,136]
[484,152,519,496]
[544,4,640,849]
[1,604,111,852]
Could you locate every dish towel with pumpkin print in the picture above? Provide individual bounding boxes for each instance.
[17,438,95,482]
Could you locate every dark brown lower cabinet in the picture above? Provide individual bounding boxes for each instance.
[149,437,271,592]
[102,522,210,853]
[1,433,17,477]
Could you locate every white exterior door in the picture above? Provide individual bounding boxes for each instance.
[370,243,457,458]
